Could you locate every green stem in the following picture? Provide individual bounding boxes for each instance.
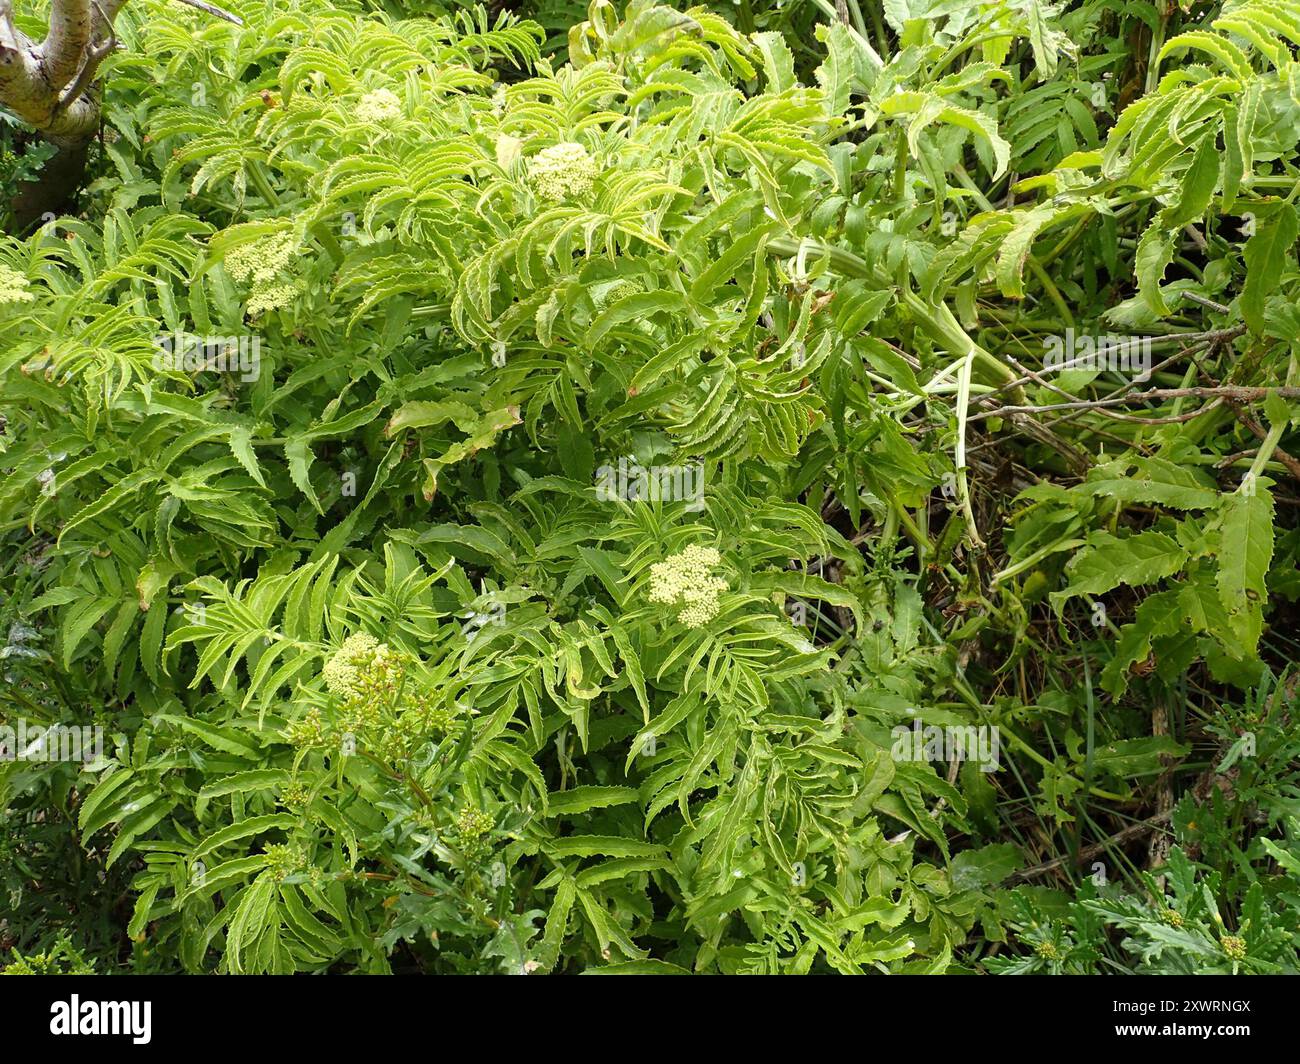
[888,492,931,561]
[249,161,281,208]
[845,0,869,40]
[766,235,1024,396]
[1145,5,1170,96]
[991,522,1084,584]
[806,0,884,65]
[312,222,345,264]
[954,347,985,550]
[1247,416,1287,482]
[1027,257,1074,330]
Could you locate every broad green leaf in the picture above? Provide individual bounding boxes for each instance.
[1082,457,1218,511]
[1241,203,1299,334]
[1216,482,1274,652]
[192,814,298,860]
[544,835,667,859]
[1053,530,1188,608]
[546,786,640,817]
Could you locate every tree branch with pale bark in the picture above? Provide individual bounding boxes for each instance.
[0,0,240,229]
[0,0,240,143]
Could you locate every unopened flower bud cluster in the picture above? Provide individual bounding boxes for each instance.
[452,805,495,864]
[287,632,460,764]
[263,842,307,882]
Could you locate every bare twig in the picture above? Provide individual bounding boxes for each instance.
[1011,811,1174,883]
[1148,700,1174,888]
[1002,354,1216,426]
[974,386,1300,422]
[985,327,1246,400]
[1225,400,1300,482]
[173,0,243,25]
[1036,327,1249,439]
[1181,290,1230,315]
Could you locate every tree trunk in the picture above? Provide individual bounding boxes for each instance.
[0,0,110,230]
[9,135,91,232]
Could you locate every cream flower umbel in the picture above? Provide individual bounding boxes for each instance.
[246,280,302,316]
[224,233,296,285]
[527,141,598,201]
[355,88,403,125]
[322,632,392,698]
[224,233,301,316]
[647,545,729,628]
[0,264,34,305]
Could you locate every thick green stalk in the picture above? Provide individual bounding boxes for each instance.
[766,235,1023,396]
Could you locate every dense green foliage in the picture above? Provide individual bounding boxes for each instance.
[1,0,1298,973]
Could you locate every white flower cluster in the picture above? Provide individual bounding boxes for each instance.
[322,632,392,698]
[225,233,296,285]
[647,545,728,628]
[355,88,403,125]
[246,281,302,316]
[0,264,34,305]
[224,233,301,315]
[527,141,598,201]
